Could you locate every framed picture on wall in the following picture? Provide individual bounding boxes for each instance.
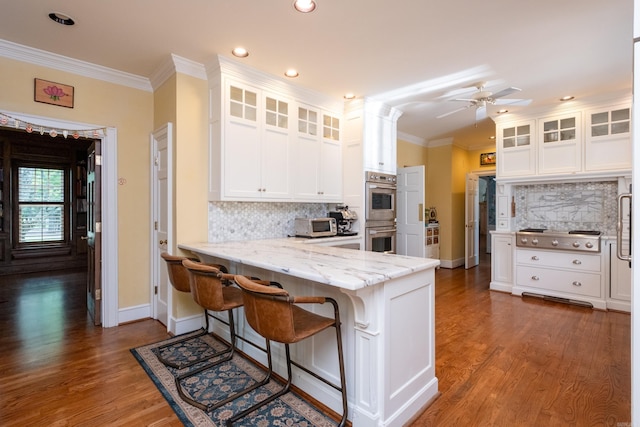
[480,152,496,166]
[34,78,74,108]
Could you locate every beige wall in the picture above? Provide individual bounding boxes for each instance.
[397,138,498,266]
[153,72,210,319]
[426,144,453,260]
[0,56,154,309]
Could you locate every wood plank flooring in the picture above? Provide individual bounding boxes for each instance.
[0,254,630,426]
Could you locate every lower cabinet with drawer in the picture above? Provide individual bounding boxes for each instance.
[512,248,606,310]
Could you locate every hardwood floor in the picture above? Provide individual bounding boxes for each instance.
[0,254,630,426]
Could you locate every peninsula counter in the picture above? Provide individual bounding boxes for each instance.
[179,239,439,427]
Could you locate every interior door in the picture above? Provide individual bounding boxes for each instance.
[151,124,172,328]
[396,165,425,257]
[86,141,102,326]
[465,173,479,269]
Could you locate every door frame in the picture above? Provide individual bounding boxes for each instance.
[6,110,118,327]
[150,123,173,329]
[465,170,495,269]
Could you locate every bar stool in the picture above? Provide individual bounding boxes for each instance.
[229,275,348,427]
[175,260,275,412]
[157,253,229,369]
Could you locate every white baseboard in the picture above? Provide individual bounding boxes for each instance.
[438,257,465,269]
[490,282,513,293]
[118,303,151,324]
[171,313,205,335]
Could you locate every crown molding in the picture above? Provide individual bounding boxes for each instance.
[149,54,207,90]
[397,131,427,147]
[206,54,342,112]
[428,137,454,147]
[0,39,152,92]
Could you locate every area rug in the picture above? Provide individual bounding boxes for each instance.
[131,330,338,426]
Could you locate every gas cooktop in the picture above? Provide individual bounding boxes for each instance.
[516,228,602,252]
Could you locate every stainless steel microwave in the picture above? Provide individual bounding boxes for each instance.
[294,217,337,238]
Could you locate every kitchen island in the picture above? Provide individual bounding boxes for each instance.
[179,239,440,427]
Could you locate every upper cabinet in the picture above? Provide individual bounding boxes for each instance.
[538,112,581,175]
[495,97,631,182]
[584,104,631,172]
[293,104,343,202]
[208,56,343,202]
[497,119,536,177]
[221,80,291,200]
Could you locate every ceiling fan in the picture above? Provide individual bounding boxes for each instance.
[436,82,532,121]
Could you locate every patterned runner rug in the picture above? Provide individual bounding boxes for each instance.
[131,330,338,427]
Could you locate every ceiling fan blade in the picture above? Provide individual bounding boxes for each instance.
[476,105,487,121]
[490,87,521,99]
[493,98,532,106]
[436,105,470,119]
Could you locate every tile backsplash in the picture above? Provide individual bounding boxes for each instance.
[514,181,618,234]
[208,202,332,242]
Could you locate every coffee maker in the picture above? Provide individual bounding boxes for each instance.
[328,206,358,236]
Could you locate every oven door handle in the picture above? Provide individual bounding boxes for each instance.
[369,228,397,234]
[367,184,396,190]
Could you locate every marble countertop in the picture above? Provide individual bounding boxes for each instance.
[179,239,440,291]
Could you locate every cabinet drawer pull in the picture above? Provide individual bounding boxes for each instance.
[531,275,539,281]
[531,256,539,261]
[572,259,581,265]
[572,281,582,287]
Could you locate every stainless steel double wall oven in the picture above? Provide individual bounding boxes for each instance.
[364,171,397,253]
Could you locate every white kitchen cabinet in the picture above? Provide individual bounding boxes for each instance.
[496,119,536,178]
[606,241,631,312]
[293,105,342,202]
[512,248,606,310]
[425,224,440,260]
[538,112,581,175]
[222,81,291,200]
[490,232,514,292]
[363,104,398,174]
[208,57,344,203]
[584,104,631,172]
[495,183,513,230]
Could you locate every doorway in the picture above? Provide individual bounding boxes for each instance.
[478,175,496,265]
[0,111,118,327]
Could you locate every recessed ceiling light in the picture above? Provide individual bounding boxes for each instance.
[49,12,75,26]
[293,0,317,13]
[489,136,496,140]
[560,95,575,101]
[285,69,299,78]
[496,109,508,114]
[344,93,356,100]
[232,47,249,58]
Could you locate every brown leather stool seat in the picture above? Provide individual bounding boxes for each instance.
[175,259,275,412]
[156,252,229,369]
[228,275,348,427]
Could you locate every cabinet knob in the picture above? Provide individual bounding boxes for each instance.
[572,259,582,265]
[531,275,539,281]
[531,255,539,261]
[159,239,167,245]
[572,281,582,287]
